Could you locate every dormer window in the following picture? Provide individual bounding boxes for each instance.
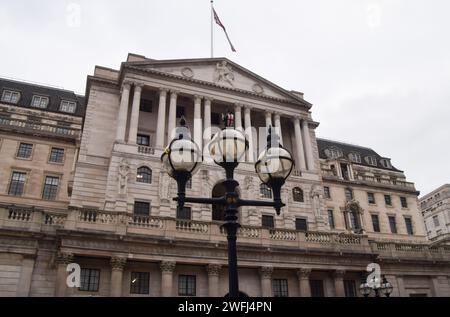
[380,159,392,169]
[325,147,343,159]
[31,95,49,109]
[1,90,21,104]
[60,100,77,113]
[348,152,361,163]
[365,156,377,166]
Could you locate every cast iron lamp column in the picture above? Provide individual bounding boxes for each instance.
[161,118,294,298]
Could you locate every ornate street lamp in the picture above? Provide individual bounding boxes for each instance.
[161,117,294,298]
[359,275,393,297]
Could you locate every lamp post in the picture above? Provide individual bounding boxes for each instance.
[161,116,294,298]
[360,275,393,297]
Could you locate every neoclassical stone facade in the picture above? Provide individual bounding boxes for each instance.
[0,54,449,297]
[421,184,450,246]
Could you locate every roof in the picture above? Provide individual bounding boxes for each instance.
[316,138,402,172]
[0,77,86,117]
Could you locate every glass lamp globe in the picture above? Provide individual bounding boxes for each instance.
[380,277,393,297]
[359,282,372,297]
[208,128,248,165]
[161,134,202,179]
[255,145,294,184]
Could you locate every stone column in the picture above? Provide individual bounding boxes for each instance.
[55,252,74,297]
[395,275,407,297]
[265,111,273,128]
[204,97,212,144]
[302,119,315,171]
[194,95,203,151]
[244,106,255,162]
[110,257,127,297]
[297,268,311,297]
[260,266,274,297]
[207,264,222,297]
[293,117,307,170]
[273,113,283,146]
[115,82,132,143]
[17,256,35,297]
[333,270,346,297]
[160,261,176,297]
[235,104,243,131]
[167,91,178,141]
[128,84,143,145]
[156,88,169,149]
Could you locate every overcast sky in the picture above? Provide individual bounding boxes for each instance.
[1,0,449,196]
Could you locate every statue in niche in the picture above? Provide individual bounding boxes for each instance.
[214,61,235,87]
[310,186,323,219]
[159,172,170,203]
[118,159,130,195]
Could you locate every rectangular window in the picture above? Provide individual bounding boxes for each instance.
[384,195,392,206]
[134,201,151,216]
[140,99,153,112]
[368,192,376,204]
[310,280,325,297]
[17,143,33,159]
[262,215,275,229]
[49,148,65,163]
[80,268,100,292]
[31,95,49,109]
[433,216,440,227]
[273,279,289,297]
[177,207,192,220]
[60,100,77,113]
[178,275,196,297]
[9,172,26,196]
[344,280,357,297]
[137,134,150,147]
[405,217,414,235]
[371,214,381,233]
[324,187,331,199]
[260,184,272,199]
[130,272,150,295]
[1,90,20,104]
[328,210,335,229]
[389,216,398,234]
[295,218,308,232]
[345,188,353,201]
[42,176,59,200]
[400,197,408,208]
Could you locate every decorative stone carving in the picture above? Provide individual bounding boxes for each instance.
[160,172,171,204]
[55,252,74,265]
[333,269,346,278]
[201,170,210,197]
[181,67,194,78]
[214,61,235,87]
[207,264,222,276]
[259,266,274,279]
[297,268,312,279]
[310,185,323,219]
[252,84,264,94]
[160,261,176,273]
[110,257,127,271]
[118,159,130,195]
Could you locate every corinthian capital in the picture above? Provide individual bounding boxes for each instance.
[160,261,176,273]
[259,266,274,279]
[55,251,74,265]
[297,268,312,279]
[110,257,127,271]
[207,264,222,276]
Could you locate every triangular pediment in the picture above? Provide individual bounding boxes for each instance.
[125,58,309,106]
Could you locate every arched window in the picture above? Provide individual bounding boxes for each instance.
[292,187,304,202]
[260,184,272,199]
[137,167,152,184]
[345,188,354,201]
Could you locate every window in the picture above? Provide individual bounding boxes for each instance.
[177,207,192,220]
[433,216,440,227]
[49,148,65,163]
[295,218,308,232]
[60,100,77,113]
[345,188,353,201]
[365,156,377,166]
[80,268,100,292]
[384,195,392,206]
[292,187,304,202]
[344,280,357,297]
[380,159,392,169]
[130,272,150,295]
[326,147,343,159]
[137,167,152,184]
[1,90,20,104]
[349,208,361,231]
[140,99,153,112]
[348,152,361,163]
[42,176,59,200]
[310,280,325,297]
[134,201,151,216]
[389,216,397,234]
[262,215,275,229]
[405,217,414,235]
[9,172,26,196]
[178,275,196,297]
[328,210,335,229]
[273,279,289,297]
[260,184,272,199]
[324,187,331,199]
[31,95,49,109]
[400,197,408,208]
[368,192,376,204]
[371,214,381,233]
[176,106,185,118]
[137,134,150,147]
[17,143,33,159]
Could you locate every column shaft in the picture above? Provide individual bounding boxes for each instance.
[265,112,273,128]
[17,257,35,297]
[155,89,168,148]
[115,82,132,143]
[260,267,273,297]
[297,269,311,297]
[54,252,73,297]
[235,104,243,131]
[293,118,307,170]
[110,257,126,297]
[160,261,176,297]
[207,264,222,297]
[194,96,203,151]
[273,114,283,146]
[128,85,142,145]
[333,270,346,297]
[204,98,212,144]
[244,107,255,162]
[167,91,178,141]
[302,119,315,171]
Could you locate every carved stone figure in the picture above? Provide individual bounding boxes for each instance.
[118,159,130,195]
[310,186,323,219]
[214,61,235,87]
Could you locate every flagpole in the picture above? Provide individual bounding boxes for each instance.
[211,0,214,58]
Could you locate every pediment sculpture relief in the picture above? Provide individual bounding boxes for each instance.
[214,61,235,87]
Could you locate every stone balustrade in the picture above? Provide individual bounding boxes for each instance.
[138,146,155,156]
